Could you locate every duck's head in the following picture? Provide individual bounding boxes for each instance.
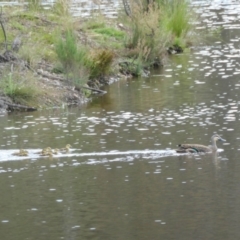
[212,134,226,143]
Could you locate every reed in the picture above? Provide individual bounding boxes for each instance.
[162,0,191,38]
[124,1,170,62]
[52,0,70,16]
[123,0,194,63]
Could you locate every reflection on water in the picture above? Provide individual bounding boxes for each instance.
[1,0,240,239]
[0,0,121,18]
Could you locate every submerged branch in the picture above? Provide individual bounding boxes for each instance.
[36,69,106,94]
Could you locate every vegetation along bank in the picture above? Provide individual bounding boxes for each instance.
[0,0,197,113]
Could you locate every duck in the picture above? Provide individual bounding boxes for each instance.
[176,134,226,153]
[60,144,71,153]
[12,149,29,156]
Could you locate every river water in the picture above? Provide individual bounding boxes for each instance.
[1,0,240,239]
[0,0,121,18]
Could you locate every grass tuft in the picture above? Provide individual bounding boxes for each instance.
[87,49,114,78]
[27,0,42,11]
[54,29,89,86]
[52,0,70,16]
[124,2,170,61]
[55,29,85,72]
[94,27,125,40]
[1,72,39,105]
[164,0,191,38]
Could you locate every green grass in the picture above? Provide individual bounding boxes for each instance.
[55,29,85,71]
[1,73,39,104]
[94,27,125,40]
[11,21,25,31]
[54,29,90,86]
[0,0,198,108]
[84,21,105,30]
[173,37,185,49]
[124,2,171,60]
[27,0,42,11]
[165,0,191,38]
[52,0,70,16]
[17,12,40,22]
[40,32,56,45]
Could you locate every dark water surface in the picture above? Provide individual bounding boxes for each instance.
[1,0,240,240]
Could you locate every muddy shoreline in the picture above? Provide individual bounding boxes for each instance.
[0,51,127,114]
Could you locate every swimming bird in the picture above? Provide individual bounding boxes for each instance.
[12,149,28,156]
[60,144,71,153]
[36,147,51,155]
[176,134,226,153]
[39,147,53,157]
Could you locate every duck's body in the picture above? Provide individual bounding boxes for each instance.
[176,134,225,153]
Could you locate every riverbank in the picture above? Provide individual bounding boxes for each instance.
[0,1,195,113]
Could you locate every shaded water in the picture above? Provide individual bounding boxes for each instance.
[1,0,240,239]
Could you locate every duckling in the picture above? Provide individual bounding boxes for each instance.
[60,144,71,153]
[21,149,29,156]
[39,151,48,157]
[37,147,51,156]
[47,152,53,158]
[40,152,53,158]
[35,147,51,155]
[12,149,28,156]
[45,147,52,153]
[45,149,56,158]
[52,148,59,155]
